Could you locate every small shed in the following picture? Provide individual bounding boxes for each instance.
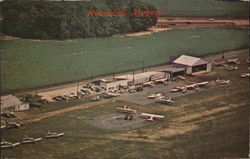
[1,95,30,114]
[173,55,212,74]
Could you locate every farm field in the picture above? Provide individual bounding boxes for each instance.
[1,53,249,159]
[143,0,249,17]
[1,28,249,93]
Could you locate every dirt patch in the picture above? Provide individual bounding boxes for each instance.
[88,112,156,131]
[124,27,172,37]
[0,34,19,41]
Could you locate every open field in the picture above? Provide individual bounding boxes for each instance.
[1,28,249,93]
[143,0,249,17]
[1,52,249,159]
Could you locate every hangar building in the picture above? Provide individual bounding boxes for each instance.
[172,55,212,75]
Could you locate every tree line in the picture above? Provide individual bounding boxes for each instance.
[1,0,158,39]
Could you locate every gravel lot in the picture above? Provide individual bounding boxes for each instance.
[117,81,206,105]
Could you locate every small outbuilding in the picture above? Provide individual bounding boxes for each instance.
[1,95,30,114]
[172,55,212,75]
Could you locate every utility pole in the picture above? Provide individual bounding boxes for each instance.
[132,71,135,82]
[222,48,225,59]
[113,63,116,79]
[142,60,145,72]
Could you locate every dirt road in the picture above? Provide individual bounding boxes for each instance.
[157,17,249,28]
[16,98,116,124]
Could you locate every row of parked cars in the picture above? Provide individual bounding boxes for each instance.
[52,88,91,101]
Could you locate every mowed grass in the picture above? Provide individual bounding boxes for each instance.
[1,28,249,92]
[143,0,249,17]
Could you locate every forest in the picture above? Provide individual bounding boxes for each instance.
[1,0,157,39]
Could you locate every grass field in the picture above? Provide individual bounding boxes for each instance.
[1,53,249,159]
[143,0,249,17]
[1,28,249,93]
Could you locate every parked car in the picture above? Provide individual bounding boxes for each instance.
[91,96,100,101]
[69,93,77,98]
[128,89,137,93]
[52,96,63,101]
[135,87,143,92]
[80,89,90,95]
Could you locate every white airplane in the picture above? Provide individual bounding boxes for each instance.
[185,81,209,90]
[143,81,153,87]
[147,94,157,99]
[116,105,137,114]
[141,113,165,121]
[227,58,240,64]
[171,86,187,93]
[157,97,174,104]
[224,65,238,71]
[176,75,186,80]
[215,79,230,85]
[148,93,164,99]
[240,73,250,78]
[154,78,167,84]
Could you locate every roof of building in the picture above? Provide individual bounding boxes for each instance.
[156,67,185,73]
[173,55,208,66]
[1,95,25,109]
[100,77,128,83]
[116,71,165,81]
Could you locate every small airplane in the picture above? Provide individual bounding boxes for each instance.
[116,105,137,114]
[157,97,174,104]
[215,79,230,85]
[154,78,168,84]
[45,130,64,138]
[141,113,165,122]
[21,135,42,144]
[171,86,187,93]
[224,65,238,71]
[176,75,186,80]
[227,58,240,64]
[4,120,20,129]
[1,140,20,149]
[213,60,227,66]
[147,93,164,99]
[143,81,154,87]
[147,94,157,99]
[155,93,165,99]
[240,73,250,78]
[185,81,209,90]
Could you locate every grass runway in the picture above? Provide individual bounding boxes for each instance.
[1,28,248,92]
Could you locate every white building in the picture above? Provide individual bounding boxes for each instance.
[117,71,169,86]
[172,55,212,75]
[93,71,170,92]
[93,78,129,92]
[1,95,30,114]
